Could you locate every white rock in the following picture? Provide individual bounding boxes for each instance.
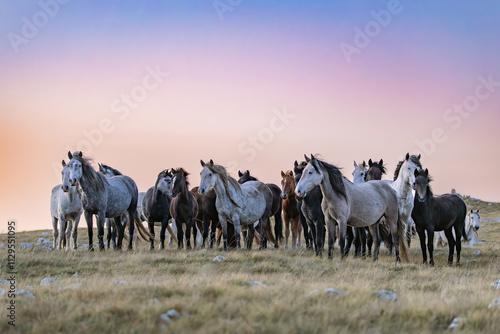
[472,251,480,256]
[0,288,6,296]
[0,278,10,285]
[488,297,500,309]
[377,290,397,301]
[17,290,35,298]
[324,288,348,297]
[167,309,182,319]
[448,317,466,329]
[491,279,500,290]
[37,238,51,245]
[73,272,79,277]
[40,278,60,286]
[113,280,126,285]
[160,313,172,324]
[41,232,51,235]
[249,281,267,288]
[213,255,226,262]
[307,289,320,296]
[0,243,6,249]
[21,243,34,250]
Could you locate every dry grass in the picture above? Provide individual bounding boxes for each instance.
[1,213,500,333]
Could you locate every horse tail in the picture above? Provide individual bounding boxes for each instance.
[167,220,178,244]
[134,211,152,241]
[378,218,392,246]
[398,217,410,262]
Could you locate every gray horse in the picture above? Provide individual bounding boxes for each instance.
[295,155,409,262]
[51,160,83,250]
[65,151,138,251]
[198,159,273,250]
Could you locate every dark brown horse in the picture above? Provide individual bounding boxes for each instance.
[170,168,198,249]
[412,169,466,265]
[280,170,302,249]
[190,186,222,248]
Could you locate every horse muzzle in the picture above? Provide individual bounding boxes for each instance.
[198,187,205,195]
[473,226,479,231]
[62,185,69,192]
[417,195,426,202]
[281,193,288,199]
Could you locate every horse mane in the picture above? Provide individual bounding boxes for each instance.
[393,155,422,181]
[154,169,171,199]
[100,163,123,176]
[73,154,108,192]
[205,163,241,207]
[172,168,190,187]
[312,157,347,200]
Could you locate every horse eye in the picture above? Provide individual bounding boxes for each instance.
[308,171,313,174]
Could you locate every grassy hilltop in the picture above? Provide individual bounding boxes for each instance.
[1,200,499,333]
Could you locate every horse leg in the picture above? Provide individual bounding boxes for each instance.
[291,217,298,249]
[126,211,135,251]
[274,211,284,248]
[259,216,270,250]
[147,221,155,250]
[369,224,381,261]
[219,217,229,251]
[284,214,290,250]
[159,219,167,250]
[84,211,94,251]
[366,228,373,257]
[65,220,73,251]
[106,219,112,249]
[210,219,217,249]
[359,228,367,257]
[185,219,193,250]
[113,216,123,251]
[176,219,184,250]
[406,219,413,247]
[202,215,210,248]
[297,219,302,249]
[246,224,255,250]
[345,227,354,257]
[444,228,455,266]
[415,225,427,264]
[57,214,66,250]
[324,217,336,259]
[52,216,58,250]
[427,227,435,266]
[454,223,462,265]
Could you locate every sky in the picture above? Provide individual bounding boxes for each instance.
[1,0,499,232]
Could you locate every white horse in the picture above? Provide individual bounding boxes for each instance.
[435,209,480,247]
[198,159,273,250]
[352,161,367,184]
[389,153,422,246]
[295,155,409,262]
[51,160,83,250]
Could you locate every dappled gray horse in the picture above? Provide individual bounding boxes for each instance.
[198,160,273,250]
[66,151,138,251]
[295,155,409,262]
[51,160,83,250]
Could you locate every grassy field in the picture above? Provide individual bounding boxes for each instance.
[1,201,500,333]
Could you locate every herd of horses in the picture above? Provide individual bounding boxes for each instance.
[50,151,479,266]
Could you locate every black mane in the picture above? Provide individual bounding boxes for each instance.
[393,155,422,181]
[313,158,347,200]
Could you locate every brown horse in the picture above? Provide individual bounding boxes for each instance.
[280,170,302,249]
[170,168,198,249]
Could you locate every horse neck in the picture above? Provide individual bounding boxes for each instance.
[319,170,346,204]
[213,173,239,205]
[392,168,412,197]
[177,180,190,201]
[465,214,472,233]
[64,185,79,203]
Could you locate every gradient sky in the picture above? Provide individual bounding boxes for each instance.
[1,1,499,232]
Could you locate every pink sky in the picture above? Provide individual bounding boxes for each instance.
[1,1,499,231]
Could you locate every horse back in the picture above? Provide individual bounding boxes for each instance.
[432,194,466,231]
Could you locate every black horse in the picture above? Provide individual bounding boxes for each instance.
[293,161,325,256]
[238,170,283,248]
[191,186,222,248]
[142,170,173,250]
[412,169,467,266]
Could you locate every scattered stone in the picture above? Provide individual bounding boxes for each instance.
[41,232,51,235]
[0,243,6,249]
[491,279,500,290]
[37,238,51,245]
[39,244,53,251]
[307,289,320,296]
[79,244,89,248]
[17,290,35,299]
[213,255,226,262]
[73,272,79,277]
[21,243,34,250]
[0,279,10,285]
[249,281,267,288]
[0,288,6,296]
[488,297,500,309]
[113,280,126,285]
[472,251,481,256]
[40,278,60,286]
[377,290,397,301]
[159,309,182,325]
[150,298,160,304]
[488,203,492,206]
[324,288,349,297]
[448,317,466,329]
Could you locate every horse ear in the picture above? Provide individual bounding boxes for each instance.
[414,169,419,177]
[76,151,82,157]
[68,151,73,159]
[294,160,298,167]
[368,159,373,167]
[310,154,315,161]
[362,161,367,168]
[245,170,249,175]
[209,159,214,165]
[304,154,310,162]
[354,161,358,168]
[379,159,383,166]
[200,160,205,167]
[417,154,421,159]
[424,168,429,176]
[62,160,66,167]
[405,153,410,161]
[238,171,243,177]
[281,170,285,177]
